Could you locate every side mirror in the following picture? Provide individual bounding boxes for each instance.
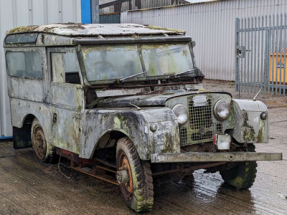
[191,41,196,48]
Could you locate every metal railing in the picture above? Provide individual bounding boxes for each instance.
[235,14,287,96]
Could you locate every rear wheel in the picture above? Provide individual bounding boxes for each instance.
[116,137,154,212]
[31,119,56,164]
[220,144,257,189]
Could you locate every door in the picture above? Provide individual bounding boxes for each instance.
[48,47,84,154]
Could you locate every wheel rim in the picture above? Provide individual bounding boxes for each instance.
[118,151,133,202]
[32,126,47,160]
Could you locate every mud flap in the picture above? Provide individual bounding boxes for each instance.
[13,125,32,149]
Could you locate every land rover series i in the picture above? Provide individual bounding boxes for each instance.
[4,23,282,212]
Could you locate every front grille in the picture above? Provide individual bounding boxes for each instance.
[189,100,212,129]
[179,97,222,146]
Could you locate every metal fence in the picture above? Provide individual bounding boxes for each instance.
[236,14,287,96]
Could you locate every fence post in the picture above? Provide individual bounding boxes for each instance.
[264,28,270,94]
[235,18,240,92]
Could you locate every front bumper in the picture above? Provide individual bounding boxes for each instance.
[151,152,282,163]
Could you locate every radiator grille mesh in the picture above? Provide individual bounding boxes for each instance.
[179,97,222,146]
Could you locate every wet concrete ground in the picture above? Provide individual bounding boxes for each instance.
[1,82,287,215]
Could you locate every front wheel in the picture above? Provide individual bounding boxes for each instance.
[116,137,154,212]
[220,144,257,189]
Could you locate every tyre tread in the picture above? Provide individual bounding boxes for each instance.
[117,137,154,212]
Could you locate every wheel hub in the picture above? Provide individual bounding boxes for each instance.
[118,152,133,200]
[33,128,47,160]
[116,169,129,185]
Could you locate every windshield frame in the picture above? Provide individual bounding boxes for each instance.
[78,40,197,86]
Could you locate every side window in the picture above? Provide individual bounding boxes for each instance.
[6,51,43,79]
[51,52,81,84]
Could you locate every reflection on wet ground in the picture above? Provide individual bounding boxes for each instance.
[0,141,286,215]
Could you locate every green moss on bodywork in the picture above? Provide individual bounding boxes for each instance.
[161,131,177,153]
[8,25,39,34]
[242,111,256,142]
[146,25,185,33]
[114,117,121,129]
[257,126,264,143]
[243,128,255,142]
[161,141,174,153]
[227,103,236,127]
[242,113,250,127]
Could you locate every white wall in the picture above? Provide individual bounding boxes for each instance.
[0,0,81,137]
[121,0,287,81]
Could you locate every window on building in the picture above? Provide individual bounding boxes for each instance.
[6,51,43,79]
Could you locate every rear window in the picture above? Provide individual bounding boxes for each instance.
[6,51,43,79]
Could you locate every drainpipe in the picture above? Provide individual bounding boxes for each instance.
[81,0,99,24]
[91,0,99,24]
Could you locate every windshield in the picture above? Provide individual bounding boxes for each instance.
[141,44,193,76]
[82,43,194,83]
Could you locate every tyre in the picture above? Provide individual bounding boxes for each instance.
[220,144,257,190]
[31,118,56,164]
[116,137,154,212]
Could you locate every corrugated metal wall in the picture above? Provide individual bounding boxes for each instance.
[100,13,121,23]
[121,0,287,81]
[0,0,81,137]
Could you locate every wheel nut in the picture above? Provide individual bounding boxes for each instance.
[117,170,129,185]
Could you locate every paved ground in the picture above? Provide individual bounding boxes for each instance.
[0,80,287,215]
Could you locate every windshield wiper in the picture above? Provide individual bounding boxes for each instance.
[120,71,148,82]
[174,68,198,78]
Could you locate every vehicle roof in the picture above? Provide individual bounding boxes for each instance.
[6,23,185,36]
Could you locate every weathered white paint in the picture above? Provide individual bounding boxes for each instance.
[0,0,81,137]
[121,0,287,81]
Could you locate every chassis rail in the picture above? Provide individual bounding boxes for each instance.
[151,152,283,163]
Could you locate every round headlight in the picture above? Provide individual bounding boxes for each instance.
[214,100,231,120]
[172,104,189,125]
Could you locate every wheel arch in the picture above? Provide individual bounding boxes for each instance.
[13,113,36,149]
[13,113,51,149]
[90,129,128,159]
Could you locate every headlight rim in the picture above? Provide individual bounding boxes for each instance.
[214,100,231,121]
[172,104,189,125]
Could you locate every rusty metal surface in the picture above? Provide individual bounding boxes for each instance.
[70,166,119,186]
[151,152,283,163]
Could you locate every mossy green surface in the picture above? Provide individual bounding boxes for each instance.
[8,26,39,34]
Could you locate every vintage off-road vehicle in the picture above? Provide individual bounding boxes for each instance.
[4,23,282,212]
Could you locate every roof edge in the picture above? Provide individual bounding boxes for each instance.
[5,23,186,36]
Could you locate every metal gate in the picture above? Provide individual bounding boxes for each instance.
[235,14,287,96]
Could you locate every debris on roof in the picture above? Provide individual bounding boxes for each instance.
[6,23,185,36]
